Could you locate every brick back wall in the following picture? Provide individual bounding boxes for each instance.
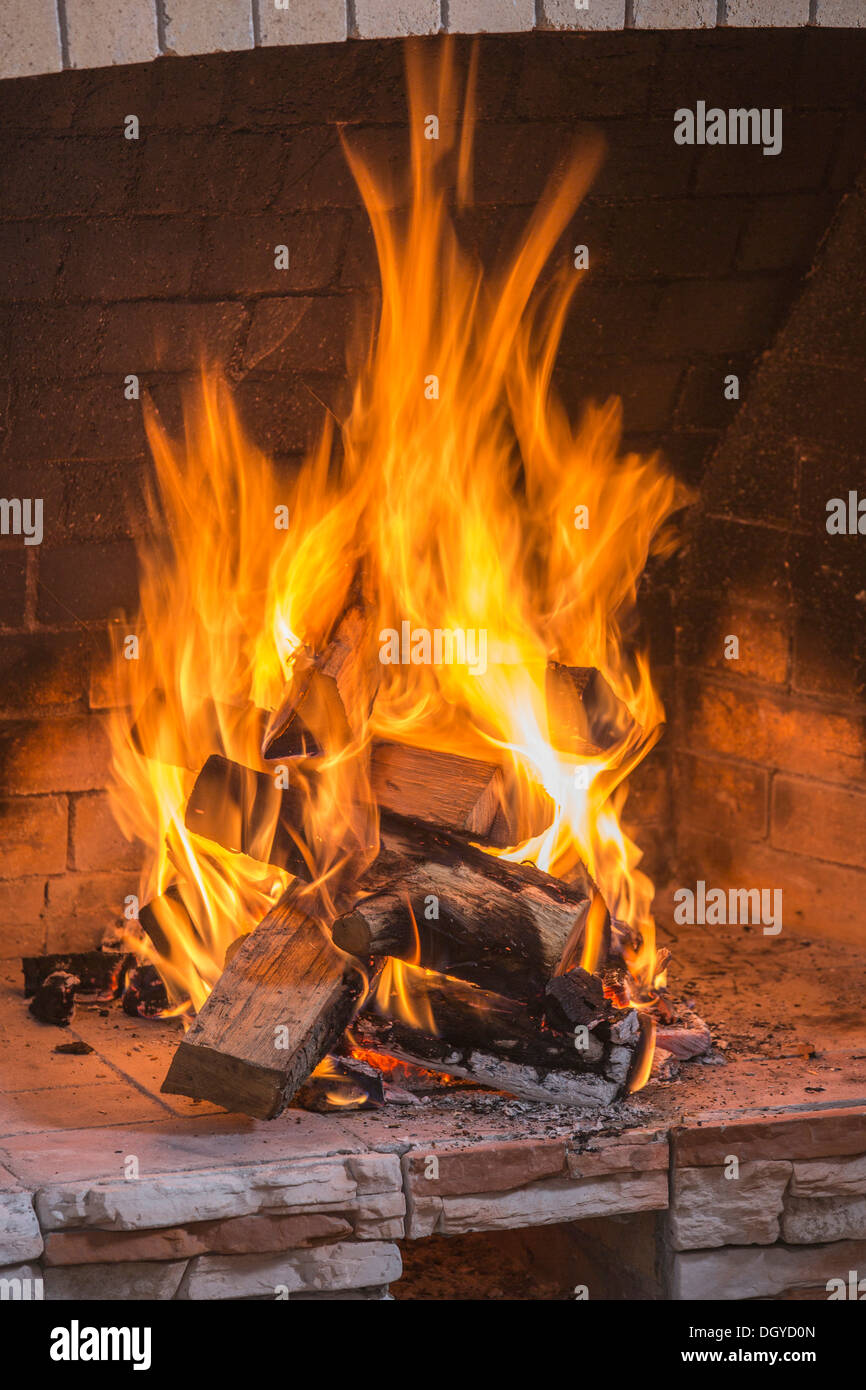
[673,161,866,948]
[0,30,863,958]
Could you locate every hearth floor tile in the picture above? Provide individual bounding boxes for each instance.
[60,1004,226,1118]
[0,974,114,1093]
[0,1081,172,1136]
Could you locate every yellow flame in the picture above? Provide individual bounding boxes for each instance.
[106,43,687,1015]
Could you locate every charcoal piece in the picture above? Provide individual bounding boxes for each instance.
[122,964,170,1018]
[29,971,80,1026]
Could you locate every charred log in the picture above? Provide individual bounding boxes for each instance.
[29,970,79,1026]
[543,966,606,1032]
[355,973,641,1107]
[22,950,128,998]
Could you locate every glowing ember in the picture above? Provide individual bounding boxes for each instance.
[105,46,687,1079]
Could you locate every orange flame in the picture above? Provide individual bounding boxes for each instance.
[106,44,686,1023]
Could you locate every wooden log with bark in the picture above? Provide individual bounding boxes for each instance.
[335,813,593,1000]
[543,965,607,1032]
[354,972,642,1107]
[263,602,378,760]
[161,894,369,1119]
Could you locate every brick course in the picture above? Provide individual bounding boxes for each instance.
[726,0,810,24]
[0,0,862,93]
[258,2,347,46]
[163,1,254,57]
[633,0,715,27]
[354,1,441,38]
[70,792,142,873]
[539,1,627,30]
[446,1,535,33]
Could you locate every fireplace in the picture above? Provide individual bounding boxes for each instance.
[1,8,865,1306]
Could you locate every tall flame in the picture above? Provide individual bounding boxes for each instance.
[106,43,686,1016]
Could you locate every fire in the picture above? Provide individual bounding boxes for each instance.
[106,44,686,1038]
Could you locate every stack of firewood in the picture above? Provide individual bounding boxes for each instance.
[138,602,651,1119]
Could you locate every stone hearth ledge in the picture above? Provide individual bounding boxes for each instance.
[2,1101,866,1297]
[0,1119,672,1298]
[0,1119,671,1241]
[0,1162,42,1264]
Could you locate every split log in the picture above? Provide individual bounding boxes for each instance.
[371,740,505,839]
[355,974,641,1107]
[546,662,632,754]
[161,895,368,1119]
[334,810,593,1000]
[371,741,552,846]
[184,753,314,880]
[263,602,378,760]
[184,742,547,872]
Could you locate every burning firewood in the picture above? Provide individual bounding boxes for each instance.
[370,740,507,839]
[184,754,313,879]
[543,965,607,1032]
[183,754,594,986]
[161,895,369,1120]
[354,971,642,1107]
[182,751,594,999]
[184,738,519,877]
[545,662,633,753]
[334,811,593,1000]
[371,740,552,845]
[262,602,379,760]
